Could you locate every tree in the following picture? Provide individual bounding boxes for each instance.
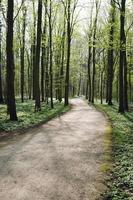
[20,5,27,102]
[58,7,66,102]
[0,2,4,104]
[41,0,47,102]
[64,0,71,106]
[107,0,116,105]
[118,0,127,113]
[91,0,99,103]
[35,0,42,111]
[32,0,37,100]
[86,3,93,102]
[48,0,54,108]
[6,0,17,120]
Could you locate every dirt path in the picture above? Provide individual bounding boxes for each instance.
[0,99,110,200]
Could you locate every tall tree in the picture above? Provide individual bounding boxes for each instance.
[32,0,36,100]
[6,0,17,120]
[118,0,127,113]
[87,3,93,102]
[64,0,71,106]
[0,1,4,104]
[107,0,116,105]
[35,0,42,111]
[48,0,54,108]
[41,3,47,102]
[91,0,99,103]
[58,8,66,102]
[20,5,27,102]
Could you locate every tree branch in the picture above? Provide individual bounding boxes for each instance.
[13,0,25,22]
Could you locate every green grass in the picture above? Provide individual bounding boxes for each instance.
[0,100,70,132]
[95,104,133,200]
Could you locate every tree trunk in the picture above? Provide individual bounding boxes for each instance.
[32,1,36,100]
[119,0,126,113]
[41,0,47,102]
[20,6,26,102]
[49,0,54,109]
[129,57,132,103]
[123,50,128,110]
[6,0,17,121]
[88,45,92,102]
[26,49,32,99]
[45,45,49,104]
[100,72,103,104]
[91,1,98,103]
[35,0,42,111]
[41,46,45,102]
[64,0,71,106]
[78,73,81,96]
[0,10,4,103]
[108,0,115,105]
[58,13,66,102]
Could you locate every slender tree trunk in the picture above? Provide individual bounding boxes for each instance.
[0,9,4,103]
[116,74,119,102]
[87,4,93,102]
[129,56,132,103]
[32,1,36,100]
[78,73,81,96]
[35,0,42,111]
[88,45,92,102]
[91,34,96,103]
[49,0,54,109]
[119,0,126,113]
[108,0,115,105]
[26,50,32,99]
[6,0,17,121]
[41,0,47,102]
[44,0,49,104]
[41,47,45,102]
[20,6,26,102]
[86,79,88,99]
[100,72,103,104]
[91,1,99,103]
[64,0,71,106]
[124,50,128,110]
[45,45,49,104]
[59,13,66,102]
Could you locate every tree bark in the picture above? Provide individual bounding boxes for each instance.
[123,49,128,111]
[91,1,99,103]
[58,12,66,102]
[20,6,26,103]
[41,0,47,102]
[6,0,17,120]
[49,0,54,109]
[35,0,42,111]
[32,1,36,100]
[108,0,115,105]
[87,44,92,102]
[0,9,4,103]
[64,0,71,106]
[119,0,126,113]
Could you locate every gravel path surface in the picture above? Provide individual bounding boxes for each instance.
[0,98,109,200]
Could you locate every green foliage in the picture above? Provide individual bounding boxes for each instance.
[96,104,133,200]
[0,100,70,132]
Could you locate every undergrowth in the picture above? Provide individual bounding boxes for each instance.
[96,104,133,200]
[0,100,70,132]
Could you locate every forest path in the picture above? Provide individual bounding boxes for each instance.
[0,98,110,200]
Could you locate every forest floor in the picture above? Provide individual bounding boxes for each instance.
[95,104,133,200]
[0,100,70,135]
[0,98,111,200]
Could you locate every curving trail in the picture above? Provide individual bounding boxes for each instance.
[0,98,109,200]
